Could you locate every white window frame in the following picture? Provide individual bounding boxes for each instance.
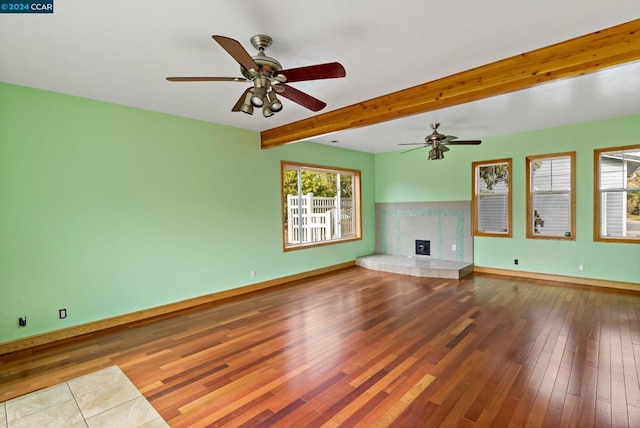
[594,145,640,243]
[526,152,576,240]
[472,158,512,237]
[281,161,361,251]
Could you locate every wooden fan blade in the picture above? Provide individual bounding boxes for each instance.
[232,87,252,112]
[212,35,259,72]
[446,140,482,145]
[401,146,428,154]
[279,62,346,83]
[279,84,326,112]
[166,77,247,82]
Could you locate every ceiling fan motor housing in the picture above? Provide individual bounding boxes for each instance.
[426,123,446,143]
[240,54,283,80]
[240,34,283,81]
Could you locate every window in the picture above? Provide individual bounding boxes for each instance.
[472,158,512,237]
[594,145,640,243]
[281,162,361,250]
[526,152,575,240]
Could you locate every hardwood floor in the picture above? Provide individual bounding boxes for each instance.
[1,267,640,427]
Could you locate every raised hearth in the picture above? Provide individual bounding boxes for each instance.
[356,254,473,279]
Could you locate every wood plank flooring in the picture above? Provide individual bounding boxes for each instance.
[2,267,640,427]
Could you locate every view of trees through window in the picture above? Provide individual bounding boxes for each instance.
[282,169,352,200]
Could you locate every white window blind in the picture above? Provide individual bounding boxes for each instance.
[596,147,640,241]
[473,159,511,237]
[528,153,574,239]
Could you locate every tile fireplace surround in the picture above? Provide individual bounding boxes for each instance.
[358,201,473,279]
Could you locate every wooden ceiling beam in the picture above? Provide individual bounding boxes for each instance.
[261,19,640,149]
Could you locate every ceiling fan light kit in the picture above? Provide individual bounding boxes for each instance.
[400,123,482,160]
[239,89,254,115]
[250,76,268,107]
[428,148,445,160]
[263,105,274,118]
[166,34,346,117]
[267,91,283,112]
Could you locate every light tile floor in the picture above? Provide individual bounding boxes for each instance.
[0,366,168,428]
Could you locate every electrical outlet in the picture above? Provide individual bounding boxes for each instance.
[514,259,519,265]
[578,264,584,272]
[59,309,67,319]
[18,316,27,327]
[451,244,457,251]
[250,270,256,279]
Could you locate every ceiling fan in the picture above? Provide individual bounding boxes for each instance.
[399,123,482,160]
[166,34,346,117]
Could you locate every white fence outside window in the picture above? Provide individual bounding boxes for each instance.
[286,193,354,244]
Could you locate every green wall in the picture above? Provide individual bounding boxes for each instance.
[375,114,640,284]
[0,82,376,343]
[2,80,637,345]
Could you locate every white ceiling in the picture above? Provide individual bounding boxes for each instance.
[1,1,639,153]
[315,60,640,153]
